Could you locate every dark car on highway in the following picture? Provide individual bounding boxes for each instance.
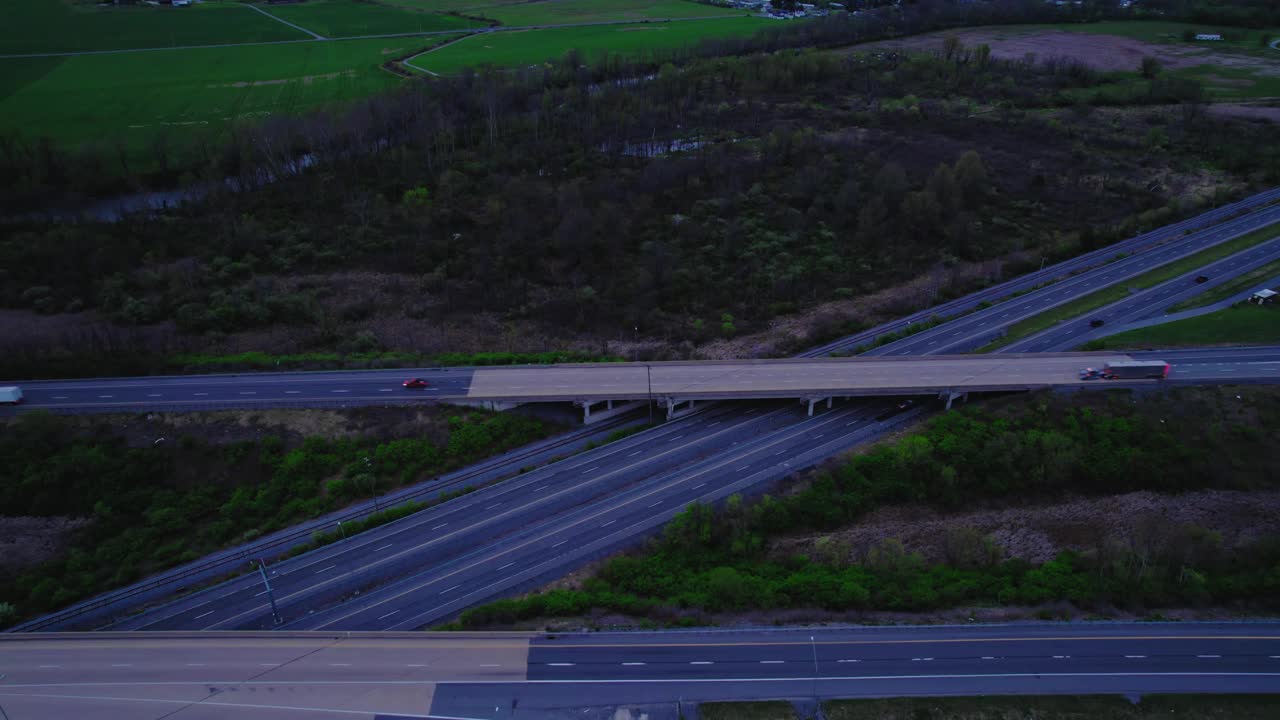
[1195,275,1209,284]
[1089,318,1105,328]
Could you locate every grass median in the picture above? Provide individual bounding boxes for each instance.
[982,220,1280,351]
[1081,302,1280,349]
[1168,259,1280,312]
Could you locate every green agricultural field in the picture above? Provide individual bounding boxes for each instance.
[2,0,308,55]
[474,0,745,26]
[382,0,525,12]
[264,0,477,39]
[408,16,772,74]
[0,36,457,163]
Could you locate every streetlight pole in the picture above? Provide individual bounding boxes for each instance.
[337,521,346,540]
[810,634,819,701]
[257,559,282,625]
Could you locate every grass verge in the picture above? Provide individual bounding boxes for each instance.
[982,220,1280,350]
[1168,260,1280,311]
[1081,302,1280,349]
[823,694,1280,720]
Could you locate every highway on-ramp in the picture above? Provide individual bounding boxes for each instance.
[0,624,1276,719]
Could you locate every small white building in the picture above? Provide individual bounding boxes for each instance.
[1249,289,1277,305]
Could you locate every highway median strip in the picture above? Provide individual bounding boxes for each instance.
[1167,258,1280,312]
[980,221,1280,351]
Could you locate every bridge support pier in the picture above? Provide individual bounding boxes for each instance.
[940,390,968,410]
[666,398,698,421]
[803,396,833,416]
[577,399,644,425]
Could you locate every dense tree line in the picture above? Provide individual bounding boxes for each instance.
[0,409,550,623]
[2,1,1277,377]
[451,390,1280,627]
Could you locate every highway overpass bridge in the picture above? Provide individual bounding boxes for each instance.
[462,352,1141,421]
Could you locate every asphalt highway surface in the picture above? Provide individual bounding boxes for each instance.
[864,203,1280,357]
[1,624,1276,718]
[1005,235,1280,352]
[13,191,1280,637]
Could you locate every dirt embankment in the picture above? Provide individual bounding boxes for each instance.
[849,27,1280,78]
[771,489,1280,566]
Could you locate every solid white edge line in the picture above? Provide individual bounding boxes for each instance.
[7,673,1280,689]
[0,691,458,718]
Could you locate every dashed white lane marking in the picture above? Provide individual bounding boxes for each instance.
[1053,655,1071,659]
[693,482,707,489]
[838,659,860,663]
[111,664,132,667]
[254,589,270,597]
[627,450,643,457]
[194,393,208,396]
[52,396,68,399]
[314,565,335,574]
[553,540,567,548]
[407,664,428,667]
[38,665,59,668]
[760,660,785,664]
[375,544,393,551]
[98,395,113,398]
[194,611,214,620]
[431,523,448,530]
[623,662,646,666]
[1198,655,1221,658]
[981,656,996,660]
[498,562,515,571]
[585,466,599,473]
[709,421,721,427]
[1126,655,1147,659]
[602,520,616,527]
[690,661,713,665]
[911,658,934,662]
[331,390,350,393]
[534,485,549,492]
[259,663,278,667]
[736,465,750,471]
[549,663,574,667]
[484,502,502,510]
[185,663,204,667]
[329,663,352,667]
[441,584,460,594]
[239,391,256,395]
[285,390,300,394]
[667,435,684,442]
[378,611,399,620]
[146,394,161,397]
[379,389,393,392]
[647,500,662,508]
[478,664,501,667]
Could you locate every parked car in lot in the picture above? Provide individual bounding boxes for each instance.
[402,378,430,389]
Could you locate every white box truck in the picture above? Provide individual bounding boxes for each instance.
[0,387,24,404]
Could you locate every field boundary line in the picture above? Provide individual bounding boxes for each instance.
[402,32,483,76]
[244,2,327,41]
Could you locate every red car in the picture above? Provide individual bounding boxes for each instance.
[402,378,430,389]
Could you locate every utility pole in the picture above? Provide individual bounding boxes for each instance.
[646,364,654,425]
[257,559,282,626]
